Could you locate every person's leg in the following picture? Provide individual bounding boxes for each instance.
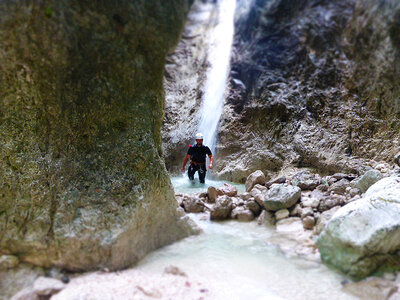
[199,164,207,184]
[188,164,196,181]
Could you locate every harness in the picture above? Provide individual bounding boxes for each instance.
[191,161,205,165]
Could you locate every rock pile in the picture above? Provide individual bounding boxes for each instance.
[176,169,378,232]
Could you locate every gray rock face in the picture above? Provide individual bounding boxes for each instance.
[263,184,301,211]
[210,195,233,220]
[317,177,400,279]
[245,170,266,192]
[352,169,383,193]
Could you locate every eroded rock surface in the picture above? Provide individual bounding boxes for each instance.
[0,0,196,272]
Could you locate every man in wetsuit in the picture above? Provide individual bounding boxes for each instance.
[180,133,214,184]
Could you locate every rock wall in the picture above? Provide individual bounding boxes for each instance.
[213,0,400,181]
[0,0,196,271]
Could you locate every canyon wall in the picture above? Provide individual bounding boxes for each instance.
[0,0,196,271]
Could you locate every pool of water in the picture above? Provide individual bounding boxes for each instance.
[170,175,246,194]
[134,178,356,300]
[137,214,356,300]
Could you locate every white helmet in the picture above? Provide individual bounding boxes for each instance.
[195,132,204,140]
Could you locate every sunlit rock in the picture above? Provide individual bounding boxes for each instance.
[245,170,266,192]
[263,184,301,211]
[317,177,400,279]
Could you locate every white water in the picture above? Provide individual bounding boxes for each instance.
[197,0,236,155]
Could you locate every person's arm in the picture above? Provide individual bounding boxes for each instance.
[208,155,214,169]
[181,154,191,172]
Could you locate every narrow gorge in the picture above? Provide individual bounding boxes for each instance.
[1,0,400,299]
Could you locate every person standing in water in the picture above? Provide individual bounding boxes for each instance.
[181,133,214,184]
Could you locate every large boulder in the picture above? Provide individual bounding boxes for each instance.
[210,195,233,220]
[316,177,400,279]
[263,184,301,211]
[245,170,266,192]
[0,0,195,271]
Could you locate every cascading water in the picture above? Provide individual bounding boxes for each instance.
[197,0,236,155]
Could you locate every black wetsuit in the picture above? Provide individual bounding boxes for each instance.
[187,144,212,184]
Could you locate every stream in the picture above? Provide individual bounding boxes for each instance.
[134,177,357,300]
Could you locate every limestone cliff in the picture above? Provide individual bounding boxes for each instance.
[0,0,196,271]
[215,0,400,181]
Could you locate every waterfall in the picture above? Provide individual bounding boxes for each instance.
[197,0,236,155]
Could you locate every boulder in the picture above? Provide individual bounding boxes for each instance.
[301,190,322,208]
[245,170,266,192]
[290,171,321,191]
[246,200,261,216]
[33,277,65,297]
[302,216,315,230]
[275,209,289,221]
[0,255,19,270]
[263,184,301,211]
[318,194,346,211]
[317,177,400,279]
[257,210,275,226]
[300,207,313,219]
[207,186,218,203]
[231,207,255,222]
[290,204,302,217]
[239,192,252,201]
[250,186,267,208]
[217,183,238,197]
[351,169,383,192]
[182,196,205,213]
[210,195,233,220]
[327,178,350,195]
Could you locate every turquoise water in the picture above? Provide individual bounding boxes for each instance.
[136,214,356,300]
[170,175,245,194]
[133,177,357,300]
